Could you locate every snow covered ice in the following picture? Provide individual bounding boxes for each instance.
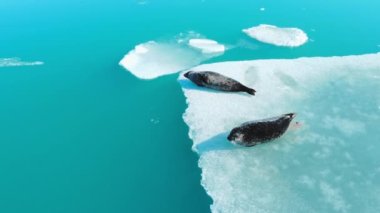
[119,34,225,79]
[243,24,308,47]
[179,53,380,213]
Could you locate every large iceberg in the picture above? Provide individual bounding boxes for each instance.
[0,58,44,67]
[243,24,308,47]
[179,53,380,213]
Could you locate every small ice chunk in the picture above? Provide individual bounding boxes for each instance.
[150,118,160,125]
[119,33,225,79]
[260,7,265,11]
[0,58,44,67]
[242,24,308,47]
[119,41,200,79]
[188,39,225,54]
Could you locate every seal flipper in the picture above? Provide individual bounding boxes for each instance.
[242,86,256,95]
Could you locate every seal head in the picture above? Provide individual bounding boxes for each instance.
[184,71,193,78]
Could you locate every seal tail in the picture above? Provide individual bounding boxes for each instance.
[243,87,256,96]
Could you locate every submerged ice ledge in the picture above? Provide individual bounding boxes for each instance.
[243,24,308,47]
[0,58,44,67]
[179,53,380,213]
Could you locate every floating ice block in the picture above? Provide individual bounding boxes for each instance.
[179,53,380,213]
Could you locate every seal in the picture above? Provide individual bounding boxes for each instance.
[184,71,256,95]
[227,113,296,147]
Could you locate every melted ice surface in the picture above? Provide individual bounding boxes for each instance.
[188,39,225,54]
[119,35,224,79]
[0,58,44,67]
[243,24,308,47]
[179,53,380,213]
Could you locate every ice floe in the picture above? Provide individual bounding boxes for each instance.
[243,24,308,47]
[179,53,380,213]
[119,34,225,79]
[188,39,225,54]
[0,58,44,67]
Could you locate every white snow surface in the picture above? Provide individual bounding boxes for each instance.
[243,24,308,47]
[179,53,380,213]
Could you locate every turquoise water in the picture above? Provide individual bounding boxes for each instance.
[0,0,379,212]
